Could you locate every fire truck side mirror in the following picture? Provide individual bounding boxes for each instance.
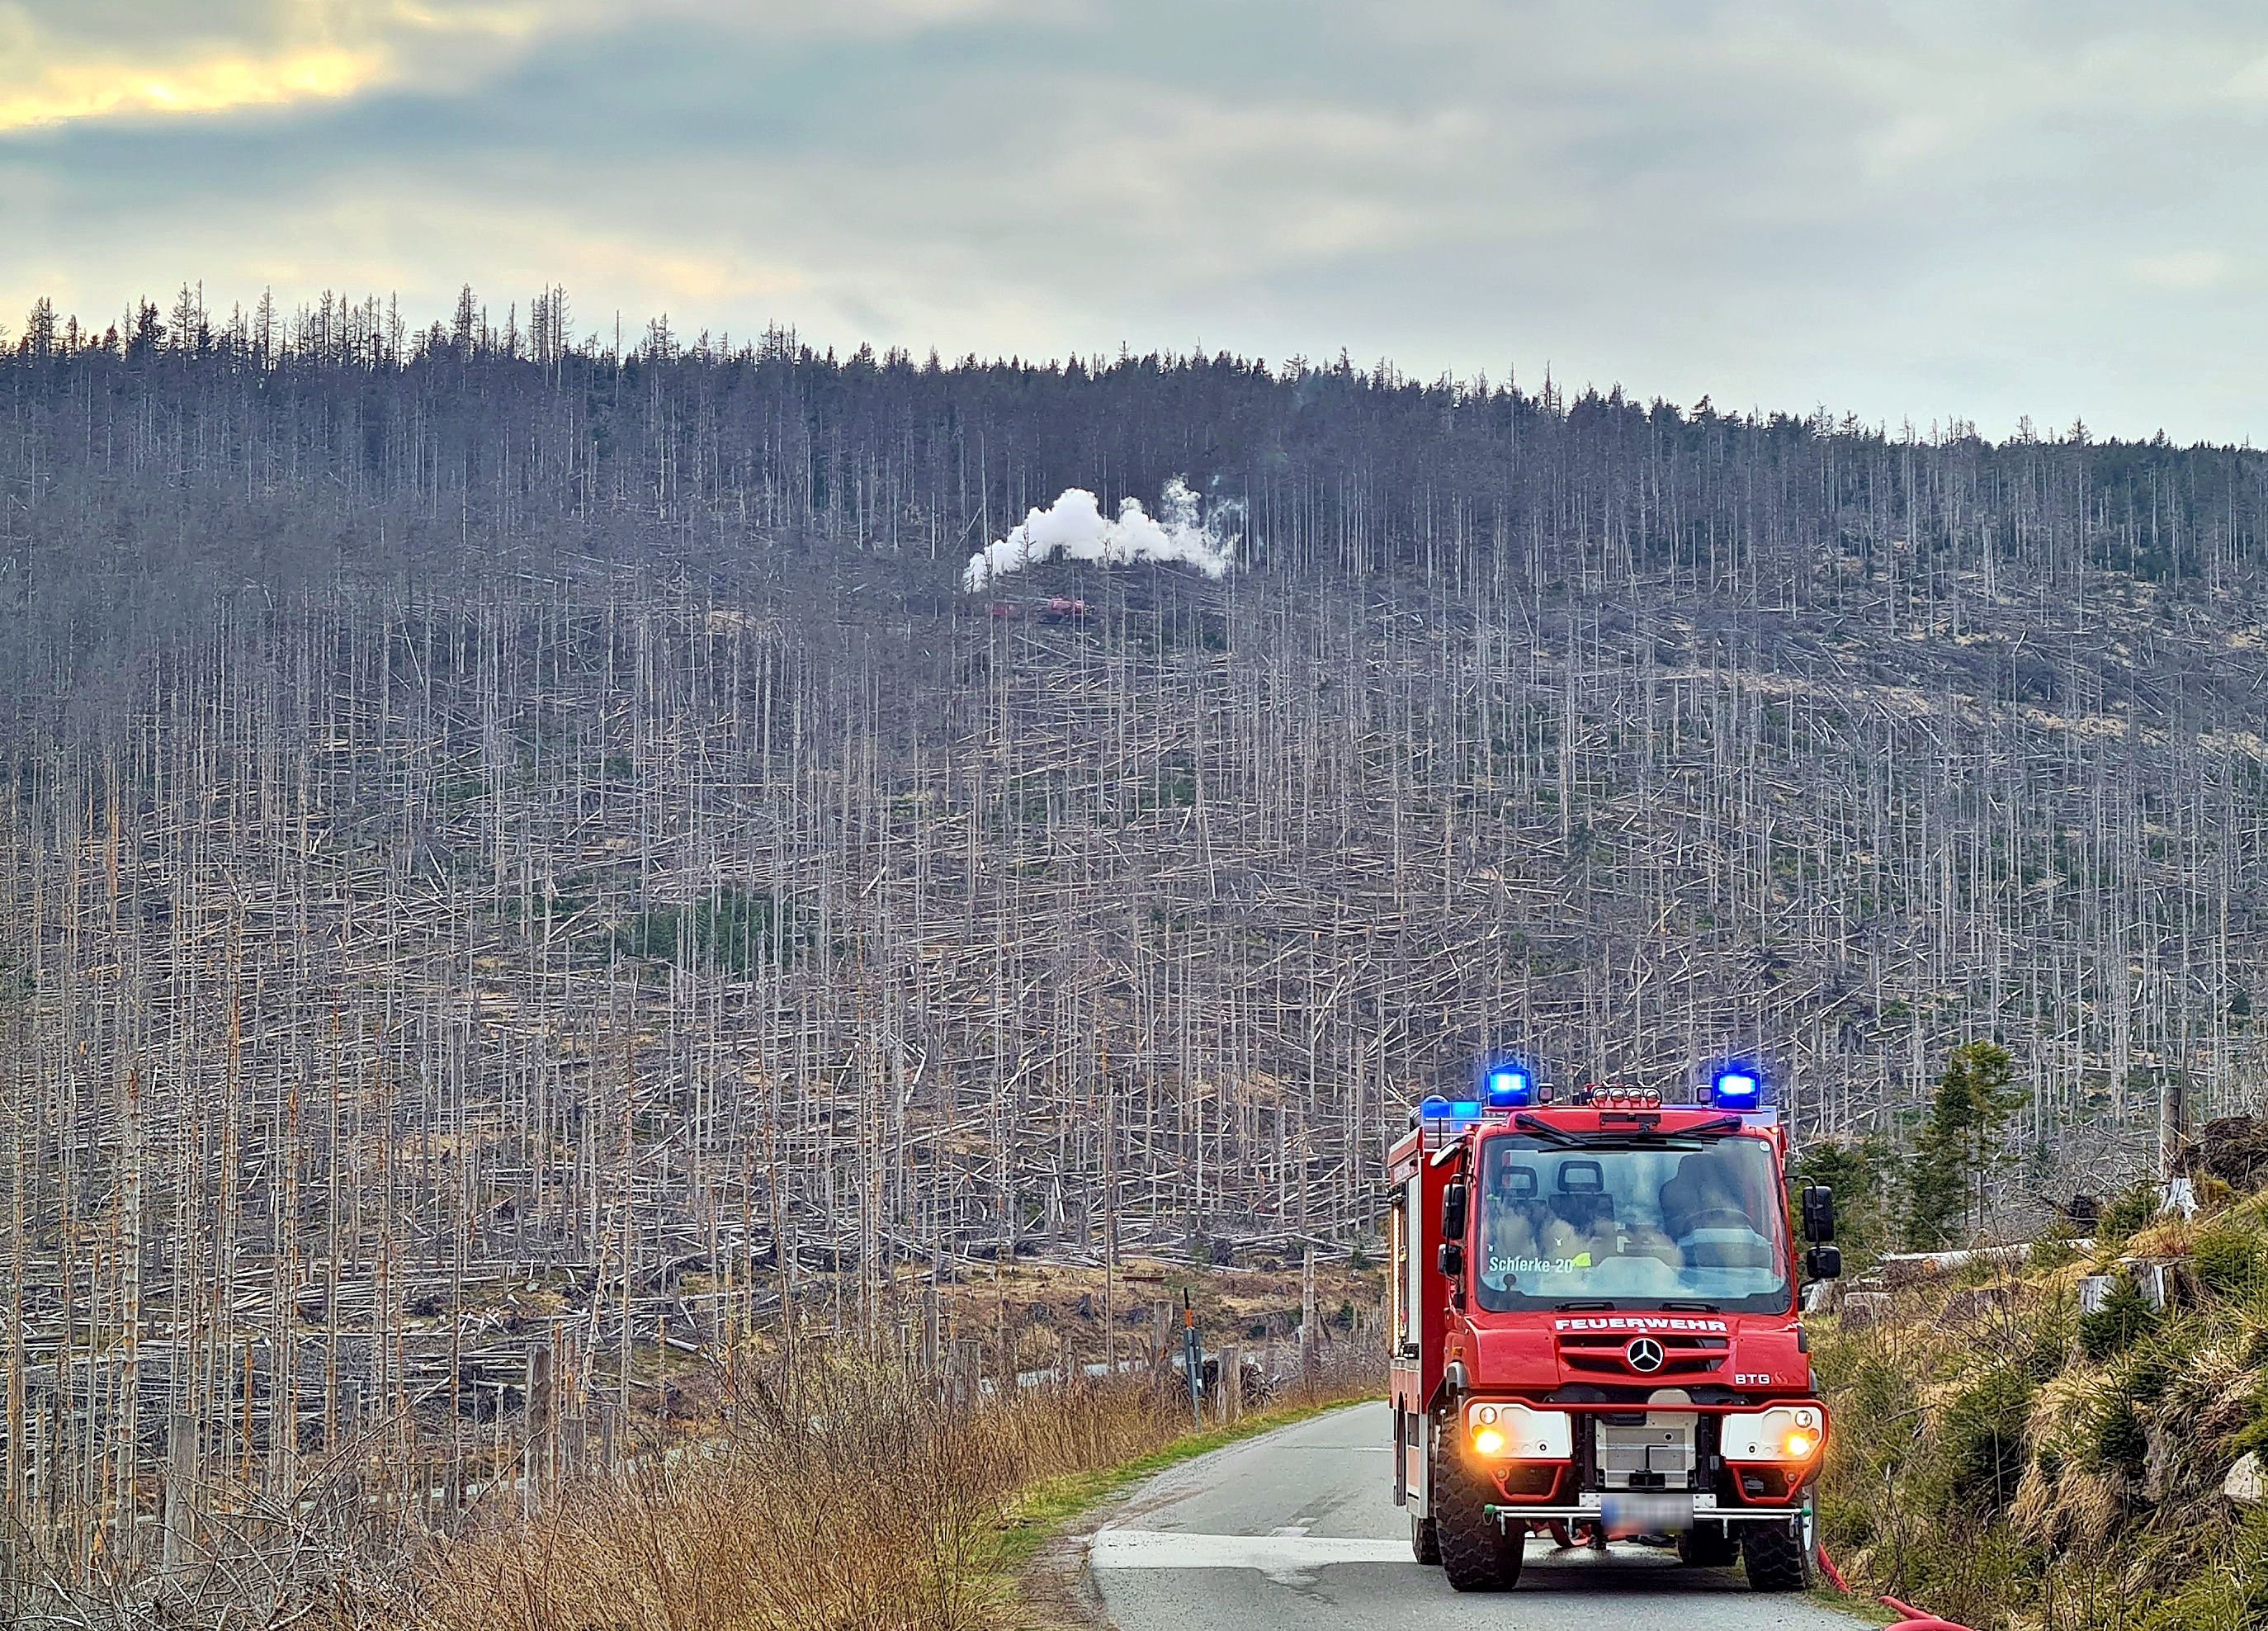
[1805,1245,1843,1280]
[1438,1241,1466,1280]
[1800,1184,1836,1244]
[1441,1180,1468,1240]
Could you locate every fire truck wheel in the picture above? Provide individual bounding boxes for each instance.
[1739,1519,1811,1591]
[1430,1436,1523,1591]
[1676,1521,1739,1567]
[1410,1511,1441,1564]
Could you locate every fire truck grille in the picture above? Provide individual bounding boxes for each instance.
[1557,1332,1729,1378]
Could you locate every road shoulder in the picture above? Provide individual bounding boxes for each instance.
[1004,1397,1380,1630]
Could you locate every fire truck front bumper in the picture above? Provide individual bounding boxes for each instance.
[1482,1492,1807,1525]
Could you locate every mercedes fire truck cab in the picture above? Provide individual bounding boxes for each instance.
[1387,1065,1841,1594]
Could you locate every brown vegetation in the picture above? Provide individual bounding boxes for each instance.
[0,1255,1375,1627]
[363,1341,1379,1631]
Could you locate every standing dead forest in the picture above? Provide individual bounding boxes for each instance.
[2,289,2266,1608]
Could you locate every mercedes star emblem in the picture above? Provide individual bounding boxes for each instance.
[1626,1336,1666,1373]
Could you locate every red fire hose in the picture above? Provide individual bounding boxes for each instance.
[1815,1544,1850,1594]
[1817,1544,1973,1631]
[1880,1599,1971,1631]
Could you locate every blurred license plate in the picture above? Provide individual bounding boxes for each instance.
[1600,1493,1694,1536]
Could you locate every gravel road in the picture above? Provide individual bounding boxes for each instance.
[1088,1402,1864,1631]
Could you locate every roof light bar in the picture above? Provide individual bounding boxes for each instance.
[1585,1086,1662,1109]
[1419,1094,1483,1124]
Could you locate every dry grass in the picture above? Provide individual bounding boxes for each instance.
[2119,1217,2199,1261]
[359,1343,1379,1631]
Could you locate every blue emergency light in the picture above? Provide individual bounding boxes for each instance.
[1484,1068,1533,1109]
[1420,1094,1483,1123]
[1710,1069,1762,1110]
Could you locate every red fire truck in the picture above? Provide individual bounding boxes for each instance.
[1386,1065,1840,1593]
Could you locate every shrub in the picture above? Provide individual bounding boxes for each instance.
[1821,1262,2266,1631]
[2119,1343,2176,1406]
[2098,1182,2160,1250]
[2233,1411,2268,1461]
[1940,1364,2035,1509]
[2193,1223,2267,1300]
[2019,1325,2072,1383]
[2088,1399,2149,1477]
[2135,1512,2268,1631]
[1812,1340,1919,1554]
[2079,1277,2160,1363]
[612,886,803,972]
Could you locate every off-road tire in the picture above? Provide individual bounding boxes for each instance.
[1410,1510,1440,1564]
[1430,1429,1523,1591]
[1740,1519,1810,1591]
[1677,1521,1739,1567]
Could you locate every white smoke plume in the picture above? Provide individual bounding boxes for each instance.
[962,477,1240,592]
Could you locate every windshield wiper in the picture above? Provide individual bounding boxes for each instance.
[1658,1300,1721,1312]
[1554,1300,1618,1311]
[1512,1113,1585,1147]
[1513,1113,1744,1145]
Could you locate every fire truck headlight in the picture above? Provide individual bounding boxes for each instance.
[1723,1406,1826,1464]
[1462,1402,1571,1459]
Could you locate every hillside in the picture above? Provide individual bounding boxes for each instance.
[1814,1155,2268,1630]
[2,310,2267,1589]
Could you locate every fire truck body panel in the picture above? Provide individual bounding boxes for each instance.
[1387,1129,1455,1507]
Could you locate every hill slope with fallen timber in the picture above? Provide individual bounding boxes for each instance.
[1,322,2265,1570]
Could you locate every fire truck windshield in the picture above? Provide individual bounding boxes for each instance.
[1472,1134,1793,1314]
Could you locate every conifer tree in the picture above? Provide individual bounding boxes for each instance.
[1903,1042,2028,1251]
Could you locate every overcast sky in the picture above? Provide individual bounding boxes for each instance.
[4,0,2264,443]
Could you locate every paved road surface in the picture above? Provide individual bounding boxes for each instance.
[1089,1402,1861,1631]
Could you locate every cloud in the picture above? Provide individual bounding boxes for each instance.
[0,0,1051,133]
[0,0,558,132]
[2131,250,2235,291]
[1014,97,1502,272]
[0,48,380,130]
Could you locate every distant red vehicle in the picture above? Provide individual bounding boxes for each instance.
[1387,1066,1840,1594]
[985,595,1092,623]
